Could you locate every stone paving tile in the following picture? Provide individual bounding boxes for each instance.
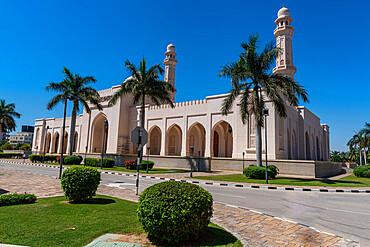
[0,168,361,247]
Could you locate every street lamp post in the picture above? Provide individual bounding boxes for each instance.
[146,146,150,174]
[84,145,88,167]
[42,126,49,163]
[242,152,245,174]
[262,108,269,184]
[190,146,194,178]
[101,120,108,170]
[58,98,68,179]
[198,150,201,172]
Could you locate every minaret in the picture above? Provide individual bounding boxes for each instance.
[164,43,177,102]
[273,6,296,79]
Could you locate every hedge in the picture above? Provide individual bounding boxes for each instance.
[61,166,101,202]
[0,153,23,159]
[244,165,279,179]
[29,154,59,163]
[0,193,37,207]
[63,155,83,165]
[138,181,213,243]
[85,157,115,168]
[353,165,370,178]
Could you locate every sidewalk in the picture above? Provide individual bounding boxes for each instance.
[0,168,360,247]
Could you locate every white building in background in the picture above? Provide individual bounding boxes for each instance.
[32,7,330,167]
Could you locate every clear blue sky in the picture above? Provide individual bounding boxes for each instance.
[0,0,369,151]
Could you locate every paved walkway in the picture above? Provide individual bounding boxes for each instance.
[0,168,360,246]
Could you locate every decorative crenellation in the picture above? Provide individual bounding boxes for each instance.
[148,99,208,110]
[98,95,113,103]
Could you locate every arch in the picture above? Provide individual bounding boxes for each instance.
[212,120,233,157]
[45,132,51,154]
[165,124,182,156]
[187,122,206,157]
[34,128,40,148]
[148,125,161,155]
[316,136,320,161]
[52,132,60,154]
[73,131,78,153]
[60,132,68,154]
[292,129,297,159]
[312,134,315,161]
[287,129,291,159]
[305,132,310,160]
[91,114,108,153]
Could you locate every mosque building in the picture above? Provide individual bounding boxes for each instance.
[32,7,333,176]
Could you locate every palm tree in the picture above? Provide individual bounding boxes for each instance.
[359,122,370,165]
[0,99,21,134]
[219,34,308,166]
[347,132,365,165]
[46,67,102,155]
[108,58,175,159]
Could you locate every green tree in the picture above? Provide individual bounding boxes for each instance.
[20,143,32,151]
[0,99,21,133]
[347,131,368,165]
[2,142,13,150]
[46,67,102,156]
[359,122,370,165]
[218,34,308,166]
[14,143,22,150]
[108,58,175,161]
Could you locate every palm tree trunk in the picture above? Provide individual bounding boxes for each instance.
[255,118,263,167]
[68,102,77,156]
[360,147,363,166]
[364,148,367,166]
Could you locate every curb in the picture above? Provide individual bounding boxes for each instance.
[214,202,360,245]
[2,160,370,193]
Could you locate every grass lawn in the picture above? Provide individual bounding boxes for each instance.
[192,174,370,187]
[0,195,241,247]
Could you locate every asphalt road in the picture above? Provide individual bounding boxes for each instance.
[1,161,369,245]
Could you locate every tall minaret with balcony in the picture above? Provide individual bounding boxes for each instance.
[164,43,177,102]
[273,6,296,79]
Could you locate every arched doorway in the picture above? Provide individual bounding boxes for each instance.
[52,132,59,154]
[188,122,206,157]
[316,137,320,161]
[73,131,78,153]
[61,132,68,154]
[45,132,51,154]
[35,128,40,148]
[149,126,161,155]
[305,132,310,160]
[292,130,297,159]
[166,124,182,156]
[91,114,108,153]
[312,135,315,161]
[212,121,233,157]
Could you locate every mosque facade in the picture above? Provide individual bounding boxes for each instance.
[32,7,331,166]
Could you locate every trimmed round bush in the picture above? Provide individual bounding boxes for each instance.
[85,158,115,168]
[137,181,213,244]
[63,155,83,165]
[244,165,278,179]
[61,166,101,201]
[0,193,37,206]
[124,160,155,170]
[353,165,370,178]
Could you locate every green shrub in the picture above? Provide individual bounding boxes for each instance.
[20,144,31,151]
[29,154,59,163]
[63,155,83,165]
[244,165,278,179]
[0,153,23,159]
[353,165,370,178]
[138,181,213,244]
[85,157,115,168]
[268,165,279,179]
[124,160,155,170]
[1,142,13,150]
[0,193,37,206]
[60,166,101,202]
